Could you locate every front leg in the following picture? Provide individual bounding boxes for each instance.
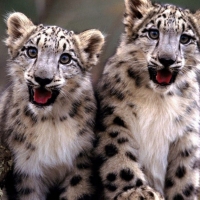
[95,121,163,200]
[4,170,47,200]
[60,152,95,200]
[165,130,200,200]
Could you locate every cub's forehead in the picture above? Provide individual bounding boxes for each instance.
[27,25,75,52]
[150,4,192,33]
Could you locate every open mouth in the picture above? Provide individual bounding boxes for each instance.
[148,68,178,86]
[28,86,59,106]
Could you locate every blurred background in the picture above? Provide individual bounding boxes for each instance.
[0,0,200,88]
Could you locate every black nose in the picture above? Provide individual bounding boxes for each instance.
[35,77,52,86]
[158,57,176,68]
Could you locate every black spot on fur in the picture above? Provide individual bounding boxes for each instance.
[106,173,117,182]
[110,88,125,101]
[127,68,142,87]
[136,179,143,187]
[69,101,81,118]
[13,132,26,143]
[113,116,126,128]
[175,166,186,178]
[123,185,134,191]
[25,143,36,151]
[77,163,90,170]
[192,159,200,169]
[173,194,184,200]
[70,175,82,186]
[117,137,128,144]
[105,144,118,157]
[109,131,119,138]
[24,106,37,124]
[165,178,174,188]
[77,194,93,200]
[183,184,194,197]
[94,154,107,168]
[12,109,20,118]
[181,149,192,157]
[148,191,154,197]
[125,151,137,162]
[19,187,34,195]
[104,183,117,192]
[60,116,67,122]
[120,168,134,181]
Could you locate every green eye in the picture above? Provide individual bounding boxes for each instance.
[59,53,71,64]
[148,29,159,40]
[180,34,191,44]
[27,47,38,58]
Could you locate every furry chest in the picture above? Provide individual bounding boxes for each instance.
[129,94,189,193]
[12,119,84,176]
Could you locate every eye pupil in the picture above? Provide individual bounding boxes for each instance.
[148,29,159,40]
[27,47,38,58]
[60,53,71,64]
[180,34,190,44]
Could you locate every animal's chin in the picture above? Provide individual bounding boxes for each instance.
[28,86,60,107]
[148,67,178,87]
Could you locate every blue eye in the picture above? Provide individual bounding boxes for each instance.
[27,47,38,58]
[180,34,191,44]
[59,53,71,64]
[148,29,159,40]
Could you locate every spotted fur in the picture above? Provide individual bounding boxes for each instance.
[95,0,200,199]
[1,12,104,200]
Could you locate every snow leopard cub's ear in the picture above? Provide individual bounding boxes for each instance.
[123,0,152,37]
[5,12,36,56]
[74,29,105,70]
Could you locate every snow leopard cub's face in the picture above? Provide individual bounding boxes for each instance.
[123,1,200,93]
[5,12,104,109]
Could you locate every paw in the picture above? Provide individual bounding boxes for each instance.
[116,186,164,200]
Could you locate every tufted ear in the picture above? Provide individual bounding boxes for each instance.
[5,12,36,57]
[74,29,105,70]
[124,0,152,36]
[194,9,200,22]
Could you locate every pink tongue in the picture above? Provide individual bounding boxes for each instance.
[34,88,52,104]
[156,70,172,84]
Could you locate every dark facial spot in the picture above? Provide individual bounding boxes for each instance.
[173,194,184,200]
[125,152,137,162]
[113,116,127,128]
[120,168,134,182]
[104,183,117,192]
[106,173,117,182]
[105,144,118,157]
[70,175,82,186]
[175,166,186,178]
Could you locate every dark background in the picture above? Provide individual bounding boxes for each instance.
[0,0,200,87]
